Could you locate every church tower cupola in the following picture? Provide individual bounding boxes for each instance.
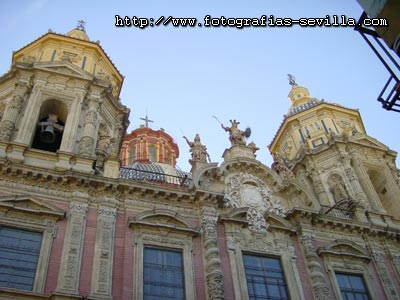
[0,24,130,176]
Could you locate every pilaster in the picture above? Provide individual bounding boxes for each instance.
[56,202,88,295]
[89,206,117,300]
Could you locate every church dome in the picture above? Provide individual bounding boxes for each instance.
[119,123,191,187]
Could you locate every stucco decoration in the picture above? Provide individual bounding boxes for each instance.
[224,172,285,233]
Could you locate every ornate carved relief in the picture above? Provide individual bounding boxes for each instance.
[79,98,100,157]
[56,202,88,294]
[370,249,399,299]
[90,206,117,299]
[224,172,284,234]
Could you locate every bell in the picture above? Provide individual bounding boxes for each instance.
[40,125,56,144]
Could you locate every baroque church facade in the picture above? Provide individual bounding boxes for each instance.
[0,26,399,300]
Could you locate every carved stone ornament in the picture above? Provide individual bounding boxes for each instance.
[206,272,224,300]
[79,136,94,156]
[0,120,14,141]
[247,207,267,234]
[224,172,285,216]
[224,172,284,234]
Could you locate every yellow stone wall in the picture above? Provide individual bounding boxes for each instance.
[270,85,366,162]
[12,29,123,99]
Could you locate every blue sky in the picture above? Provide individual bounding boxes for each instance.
[0,0,398,171]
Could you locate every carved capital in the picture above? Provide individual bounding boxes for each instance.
[99,206,117,217]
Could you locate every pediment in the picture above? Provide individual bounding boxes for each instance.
[264,213,295,232]
[351,135,389,151]
[142,215,188,228]
[318,240,370,261]
[34,61,93,80]
[220,207,249,223]
[128,209,199,235]
[0,195,65,219]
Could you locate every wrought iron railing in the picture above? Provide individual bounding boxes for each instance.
[121,155,172,166]
[354,12,400,112]
[119,166,192,188]
[320,205,352,220]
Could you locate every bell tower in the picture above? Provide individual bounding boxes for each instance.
[0,23,129,176]
[269,78,400,220]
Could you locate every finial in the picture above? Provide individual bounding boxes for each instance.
[76,20,86,31]
[140,113,154,128]
[287,74,297,86]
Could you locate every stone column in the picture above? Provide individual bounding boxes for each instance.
[0,79,31,141]
[79,96,100,157]
[56,202,88,295]
[201,207,224,300]
[13,77,45,144]
[300,233,331,300]
[89,206,117,299]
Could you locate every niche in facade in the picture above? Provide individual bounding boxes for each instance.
[367,169,399,216]
[31,99,67,153]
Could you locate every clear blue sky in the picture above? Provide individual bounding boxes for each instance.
[0,0,398,171]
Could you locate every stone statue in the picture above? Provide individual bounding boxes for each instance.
[247,141,259,154]
[221,119,246,146]
[271,152,294,179]
[183,134,210,163]
[328,174,349,203]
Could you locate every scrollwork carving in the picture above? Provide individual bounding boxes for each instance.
[206,272,224,300]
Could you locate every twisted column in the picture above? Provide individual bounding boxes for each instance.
[300,234,331,300]
[201,207,224,300]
